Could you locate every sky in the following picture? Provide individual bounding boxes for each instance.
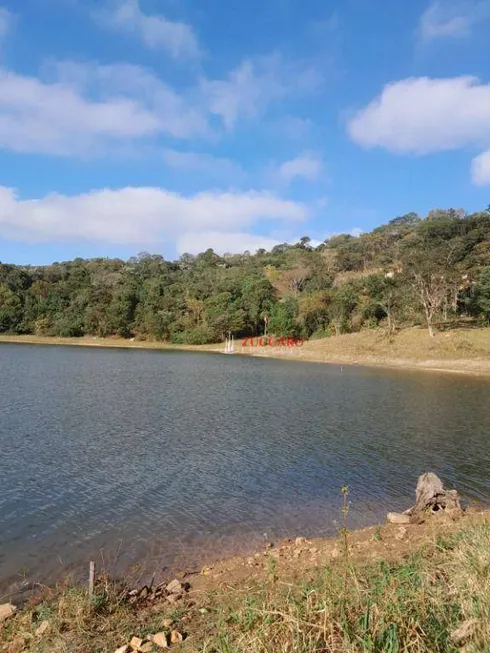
[1,0,490,265]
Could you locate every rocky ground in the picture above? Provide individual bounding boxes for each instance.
[1,505,489,652]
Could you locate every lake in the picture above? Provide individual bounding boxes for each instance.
[1,343,489,592]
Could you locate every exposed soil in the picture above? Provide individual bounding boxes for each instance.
[1,326,490,377]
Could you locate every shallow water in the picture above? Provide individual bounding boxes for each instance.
[0,343,489,589]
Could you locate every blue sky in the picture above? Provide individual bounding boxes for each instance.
[1,0,490,265]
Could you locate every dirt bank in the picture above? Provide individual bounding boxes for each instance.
[2,327,490,377]
[2,508,489,652]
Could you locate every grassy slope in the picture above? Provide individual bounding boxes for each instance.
[1,327,490,376]
[1,511,489,652]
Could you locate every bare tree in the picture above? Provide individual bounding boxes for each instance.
[409,272,447,338]
[278,265,310,297]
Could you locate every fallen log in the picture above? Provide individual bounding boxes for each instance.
[387,472,462,525]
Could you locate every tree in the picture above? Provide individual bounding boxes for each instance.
[405,265,446,338]
[473,268,490,322]
[366,274,404,337]
[276,265,310,297]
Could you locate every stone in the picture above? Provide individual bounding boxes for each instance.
[0,603,16,622]
[170,630,183,645]
[139,643,153,653]
[162,619,173,628]
[6,636,25,653]
[114,647,129,653]
[166,593,182,604]
[394,527,408,540]
[130,636,143,650]
[166,579,182,594]
[151,632,169,648]
[387,512,411,524]
[451,619,478,646]
[295,537,307,546]
[35,620,50,636]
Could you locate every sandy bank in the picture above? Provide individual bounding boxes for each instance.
[1,327,490,377]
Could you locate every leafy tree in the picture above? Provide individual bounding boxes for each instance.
[473,268,490,322]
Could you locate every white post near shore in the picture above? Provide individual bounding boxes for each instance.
[88,560,95,600]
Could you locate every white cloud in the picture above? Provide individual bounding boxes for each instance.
[201,54,322,130]
[176,231,284,255]
[95,0,200,59]
[471,150,490,186]
[0,62,208,156]
[418,1,489,41]
[0,52,321,157]
[0,186,307,247]
[277,154,322,183]
[0,7,12,40]
[348,76,490,155]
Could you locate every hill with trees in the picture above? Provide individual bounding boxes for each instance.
[1,207,490,344]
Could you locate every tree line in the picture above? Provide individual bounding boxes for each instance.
[1,207,490,343]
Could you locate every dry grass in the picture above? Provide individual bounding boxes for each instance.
[1,327,490,376]
[202,522,490,652]
[2,519,489,652]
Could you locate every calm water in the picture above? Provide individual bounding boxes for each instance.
[1,343,489,591]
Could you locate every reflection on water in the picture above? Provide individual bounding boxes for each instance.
[0,343,489,589]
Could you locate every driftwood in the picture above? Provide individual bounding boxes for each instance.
[387,472,462,525]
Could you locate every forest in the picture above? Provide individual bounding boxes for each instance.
[1,208,490,344]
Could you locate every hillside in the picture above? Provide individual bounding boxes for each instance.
[1,208,490,344]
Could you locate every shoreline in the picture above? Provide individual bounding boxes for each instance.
[2,508,489,651]
[1,329,490,378]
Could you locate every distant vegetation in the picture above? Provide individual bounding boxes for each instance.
[1,208,490,343]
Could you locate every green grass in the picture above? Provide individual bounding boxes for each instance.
[2,522,489,652]
[200,523,490,653]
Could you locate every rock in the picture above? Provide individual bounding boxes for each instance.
[35,619,50,636]
[170,630,183,645]
[162,619,174,628]
[0,603,16,623]
[5,636,25,653]
[114,647,129,653]
[139,643,153,653]
[166,579,183,594]
[387,512,411,524]
[130,636,143,650]
[295,537,307,546]
[394,527,408,540]
[451,619,478,646]
[151,632,169,648]
[166,593,182,604]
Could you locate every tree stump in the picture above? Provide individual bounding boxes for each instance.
[387,472,462,525]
